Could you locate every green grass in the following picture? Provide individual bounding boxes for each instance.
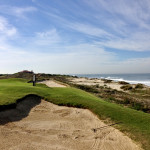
[0,78,150,149]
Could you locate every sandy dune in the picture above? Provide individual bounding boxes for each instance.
[70,77,123,91]
[0,95,142,150]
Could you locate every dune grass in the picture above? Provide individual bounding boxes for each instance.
[0,78,150,149]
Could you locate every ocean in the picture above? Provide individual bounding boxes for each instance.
[74,73,150,86]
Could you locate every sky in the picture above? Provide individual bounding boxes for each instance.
[0,0,150,74]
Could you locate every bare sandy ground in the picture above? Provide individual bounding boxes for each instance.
[70,77,123,91]
[40,80,66,87]
[0,97,142,150]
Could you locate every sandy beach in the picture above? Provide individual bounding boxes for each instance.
[0,80,142,150]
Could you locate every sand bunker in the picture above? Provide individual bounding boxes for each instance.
[0,96,142,150]
[40,80,66,87]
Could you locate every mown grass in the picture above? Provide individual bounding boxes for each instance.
[0,78,150,149]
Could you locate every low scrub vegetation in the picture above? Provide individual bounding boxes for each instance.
[101,79,112,83]
[121,85,133,91]
[135,83,144,89]
[118,81,129,85]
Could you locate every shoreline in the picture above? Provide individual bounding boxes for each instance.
[68,76,150,113]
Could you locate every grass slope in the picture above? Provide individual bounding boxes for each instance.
[0,78,150,150]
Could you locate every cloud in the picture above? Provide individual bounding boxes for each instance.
[1,43,150,74]
[0,43,116,74]
[108,57,150,74]
[0,16,17,37]
[39,1,150,52]
[68,22,113,38]
[97,0,150,30]
[13,6,37,17]
[0,35,150,74]
[96,31,150,51]
[0,16,18,53]
[80,0,150,51]
[34,29,61,46]
[0,5,37,19]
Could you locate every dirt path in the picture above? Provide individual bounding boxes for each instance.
[0,96,142,150]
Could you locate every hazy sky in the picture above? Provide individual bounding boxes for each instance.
[0,0,150,74]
